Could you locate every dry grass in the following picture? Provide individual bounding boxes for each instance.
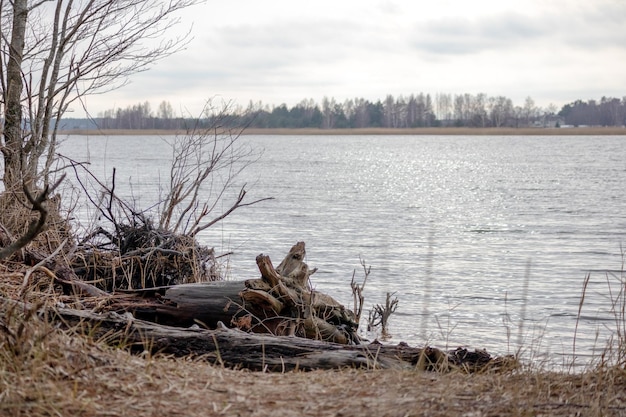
[2,266,626,417]
[60,126,626,136]
[1,320,625,417]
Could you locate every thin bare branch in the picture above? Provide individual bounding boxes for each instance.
[190,186,273,237]
[351,257,370,324]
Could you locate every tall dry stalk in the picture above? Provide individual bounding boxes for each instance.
[575,247,626,369]
[421,230,434,341]
[573,272,591,362]
[516,260,531,353]
[603,248,626,367]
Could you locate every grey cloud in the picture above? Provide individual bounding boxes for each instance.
[410,4,626,57]
[127,18,365,101]
[410,13,549,55]
[560,2,626,49]
[180,18,382,88]
[211,18,366,58]
[377,1,401,15]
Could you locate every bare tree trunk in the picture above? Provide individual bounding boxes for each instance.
[3,0,28,192]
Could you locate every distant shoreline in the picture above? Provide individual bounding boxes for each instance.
[59,126,626,136]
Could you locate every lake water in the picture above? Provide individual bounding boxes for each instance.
[60,134,626,368]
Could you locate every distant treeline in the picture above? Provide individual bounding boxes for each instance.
[60,94,626,131]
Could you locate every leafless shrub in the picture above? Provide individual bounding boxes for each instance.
[157,100,271,237]
[368,292,399,339]
[65,163,222,290]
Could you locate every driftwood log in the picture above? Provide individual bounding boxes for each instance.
[0,297,508,372]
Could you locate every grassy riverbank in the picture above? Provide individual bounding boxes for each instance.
[1,321,625,417]
[2,268,625,417]
[3,334,625,416]
[61,126,626,136]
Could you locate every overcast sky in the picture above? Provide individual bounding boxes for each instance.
[79,0,626,117]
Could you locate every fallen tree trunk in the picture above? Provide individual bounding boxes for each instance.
[30,300,509,372]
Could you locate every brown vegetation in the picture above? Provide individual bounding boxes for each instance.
[59,126,626,136]
[1,276,625,416]
[241,126,626,136]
